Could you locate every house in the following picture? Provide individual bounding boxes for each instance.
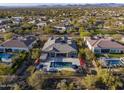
[114,21,124,27]
[42,36,78,58]
[53,26,66,33]
[12,17,23,24]
[0,25,10,33]
[84,36,124,54]
[53,18,74,33]
[0,28,6,32]
[28,20,36,24]
[36,22,47,29]
[48,19,55,23]
[39,36,80,71]
[94,20,104,29]
[0,19,11,33]
[0,18,11,25]
[0,35,37,52]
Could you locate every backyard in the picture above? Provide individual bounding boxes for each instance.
[108,54,124,58]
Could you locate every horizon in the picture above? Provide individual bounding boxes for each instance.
[0,0,124,5]
[0,3,124,7]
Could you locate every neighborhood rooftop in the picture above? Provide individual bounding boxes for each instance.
[0,35,37,48]
[86,36,124,49]
[42,36,77,53]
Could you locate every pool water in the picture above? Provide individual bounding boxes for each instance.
[106,60,120,64]
[105,59,123,66]
[50,62,72,68]
[0,53,13,59]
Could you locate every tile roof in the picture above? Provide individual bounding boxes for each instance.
[42,36,77,53]
[87,37,124,49]
[98,40,124,49]
[1,40,27,48]
[0,35,37,48]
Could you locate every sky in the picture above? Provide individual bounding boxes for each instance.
[0,0,124,6]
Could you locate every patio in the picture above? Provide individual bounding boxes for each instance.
[37,58,80,72]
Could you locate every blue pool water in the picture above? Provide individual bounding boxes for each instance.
[50,62,72,68]
[0,53,13,59]
[105,59,124,67]
[106,60,121,65]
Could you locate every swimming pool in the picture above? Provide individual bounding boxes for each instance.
[50,62,72,68]
[102,59,124,67]
[107,59,121,64]
[0,53,14,59]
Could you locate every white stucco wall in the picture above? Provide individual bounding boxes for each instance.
[86,41,93,50]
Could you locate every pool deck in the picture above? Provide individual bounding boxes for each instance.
[99,57,124,67]
[47,58,80,65]
[39,57,80,71]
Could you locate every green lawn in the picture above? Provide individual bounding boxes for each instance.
[91,30,117,35]
[108,54,124,58]
[95,54,106,58]
[95,53,124,58]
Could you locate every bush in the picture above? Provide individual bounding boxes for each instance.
[84,48,96,61]
[11,52,28,74]
[4,33,13,40]
[27,71,45,89]
[59,70,75,76]
[0,64,11,75]
[31,48,41,60]
[80,31,92,37]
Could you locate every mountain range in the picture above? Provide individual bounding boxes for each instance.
[0,3,124,8]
